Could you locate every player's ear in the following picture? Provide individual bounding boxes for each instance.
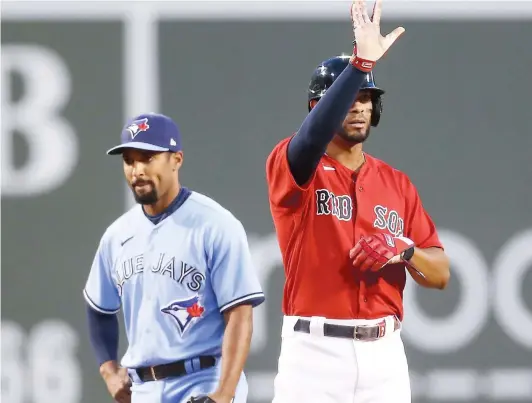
[172,151,183,170]
[309,99,318,110]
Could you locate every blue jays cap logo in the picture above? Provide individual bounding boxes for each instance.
[125,118,150,139]
[161,295,205,334]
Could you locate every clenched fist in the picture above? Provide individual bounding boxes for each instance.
[350,233,415,272]
[102,366,131,403]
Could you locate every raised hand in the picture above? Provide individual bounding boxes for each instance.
[349,0,405,70]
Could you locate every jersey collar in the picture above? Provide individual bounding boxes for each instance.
[142,186,192,225]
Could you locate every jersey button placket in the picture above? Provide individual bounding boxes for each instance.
[355,179,364,240]
[354,176,366,313]
[149,227,158,252]
[145,229,157,278]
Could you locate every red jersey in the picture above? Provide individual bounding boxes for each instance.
[265,137,443,321]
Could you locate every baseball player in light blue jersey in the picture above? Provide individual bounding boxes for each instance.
[83,113,265,403]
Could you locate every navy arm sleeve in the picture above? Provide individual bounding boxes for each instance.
[288,65,368,186]
[86,304,119,367]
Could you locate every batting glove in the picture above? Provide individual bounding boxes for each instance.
[349,233,415,272]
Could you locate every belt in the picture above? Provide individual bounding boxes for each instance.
[135,356,216,382]
[293,316,401,341]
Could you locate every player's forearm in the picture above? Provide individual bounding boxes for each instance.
[216,304,254,400]
[86,305,120,371]
[287,65,367,185]
[407,247,450,289]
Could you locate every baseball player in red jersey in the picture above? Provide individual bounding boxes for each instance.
[265,1,450,402]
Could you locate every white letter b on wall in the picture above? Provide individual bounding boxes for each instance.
[1,45,79,197]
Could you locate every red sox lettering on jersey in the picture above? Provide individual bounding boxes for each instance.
[315,189,353,221]
[266,137,442,321]
[373,204,404,237]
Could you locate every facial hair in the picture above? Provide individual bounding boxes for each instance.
[131,180,158,205]
[337,125,372,145]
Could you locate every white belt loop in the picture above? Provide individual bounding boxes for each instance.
[384,316,394,336]
[282,316,298,338]
[309,316,325,337]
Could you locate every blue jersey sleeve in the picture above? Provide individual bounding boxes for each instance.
[207,218,265,313]
[86,305,119,366]
[83,234,121,314]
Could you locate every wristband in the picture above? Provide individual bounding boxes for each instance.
[350,56,375,72]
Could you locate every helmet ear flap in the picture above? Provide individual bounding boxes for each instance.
[371,96,383,127]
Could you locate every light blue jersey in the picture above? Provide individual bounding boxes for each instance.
[83,190,265,371]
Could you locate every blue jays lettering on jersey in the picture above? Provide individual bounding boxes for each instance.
[83,190,265,368]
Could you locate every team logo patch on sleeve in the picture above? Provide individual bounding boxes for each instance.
[161,295,205,334]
